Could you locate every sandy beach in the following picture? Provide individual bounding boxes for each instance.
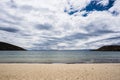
[0,64,119,80]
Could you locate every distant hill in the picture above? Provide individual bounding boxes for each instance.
[0,42,26,51]
[95,45,120,51]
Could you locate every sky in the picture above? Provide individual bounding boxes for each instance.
[0,0,120,50]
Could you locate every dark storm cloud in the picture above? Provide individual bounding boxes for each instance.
[0,27,19,33]
[35,23,53,30]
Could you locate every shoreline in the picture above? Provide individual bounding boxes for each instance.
[0,62,120,64]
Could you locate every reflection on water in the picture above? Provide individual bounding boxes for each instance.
[0,51,120,63]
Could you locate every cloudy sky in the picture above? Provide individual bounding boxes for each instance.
[0,0,120,50]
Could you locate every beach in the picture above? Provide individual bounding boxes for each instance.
[0,64,119,80]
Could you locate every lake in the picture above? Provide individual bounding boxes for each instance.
[0,51,120,63]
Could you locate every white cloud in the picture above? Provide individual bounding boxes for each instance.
[109,0,120,14]
[0,0,120,50]
[97,0,109,6]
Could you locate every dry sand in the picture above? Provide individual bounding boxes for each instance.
[0,64,119,80]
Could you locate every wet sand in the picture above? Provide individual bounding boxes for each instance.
[0,64,120,80]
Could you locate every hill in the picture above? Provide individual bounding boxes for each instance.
[95,45,120,51]
[0,42,26,50]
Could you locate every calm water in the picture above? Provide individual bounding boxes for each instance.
[0,51,120,63]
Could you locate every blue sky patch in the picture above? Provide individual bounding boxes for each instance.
[83,0,115,12]
[65,0,116,16]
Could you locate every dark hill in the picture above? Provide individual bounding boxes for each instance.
[95,45,120,51]
[0,42,26,50]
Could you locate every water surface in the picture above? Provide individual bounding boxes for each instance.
[0,51,120,63]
